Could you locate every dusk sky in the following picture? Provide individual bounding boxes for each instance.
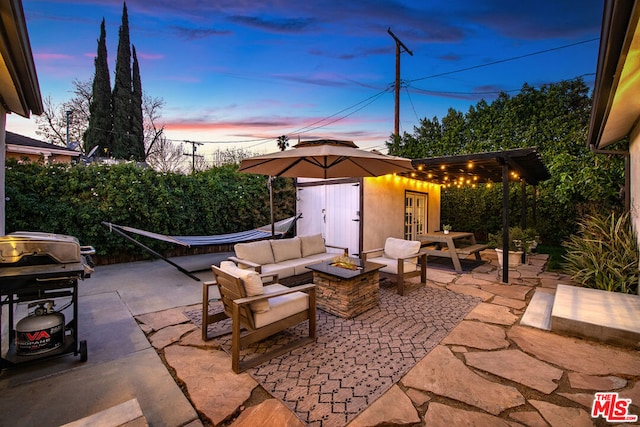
[7,0,605,160]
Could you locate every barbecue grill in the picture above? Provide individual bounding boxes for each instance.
[0,232,95,369]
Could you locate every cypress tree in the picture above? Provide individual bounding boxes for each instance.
[112,2,133,159]
[84,18,112,156]
[131,45,145,161]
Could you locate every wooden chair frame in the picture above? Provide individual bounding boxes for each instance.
[211,266,317,373]
[361,247,427,296]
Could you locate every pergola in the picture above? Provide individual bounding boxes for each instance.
[406,147,551,283]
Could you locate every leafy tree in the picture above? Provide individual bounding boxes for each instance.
[277,135,289,151]
[84,18,112,156]
[387,77,625,244]
[112,2,134,160]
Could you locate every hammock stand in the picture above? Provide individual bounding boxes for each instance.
[102,215,300,281]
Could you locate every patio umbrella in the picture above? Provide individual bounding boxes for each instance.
[239,139,414,179]
[239,139,415,235]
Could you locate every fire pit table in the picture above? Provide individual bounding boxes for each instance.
[306,257,384,318]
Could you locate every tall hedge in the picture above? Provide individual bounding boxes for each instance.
[4,160,295,261]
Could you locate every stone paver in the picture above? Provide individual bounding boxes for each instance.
[164,346,257,426]
[424,402,513,426]
[465,302,519,325]
[446,283,494,301]
[568,373,627,390]
[149,323,196,349]
[136,306,193,331]
[349,385,420,427]
[529,399,595,427]
[230,399,305,427]
[402,346,525,415]
[464,349,563,394]
[509,326,640,376]
[509,410,550,427]
[478,283,532,300]
[491,295,527,310]
[441,320,510,350]
[131,252,640,427]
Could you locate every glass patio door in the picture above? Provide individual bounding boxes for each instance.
[404,191,427,240]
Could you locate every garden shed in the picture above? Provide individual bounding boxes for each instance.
[296,147,550,283]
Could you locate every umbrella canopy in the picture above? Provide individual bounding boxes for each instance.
[238,139,414,178]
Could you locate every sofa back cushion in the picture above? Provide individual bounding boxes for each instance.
[299,234,326,257]
[383,237,420,260]
[270,237,302,263]
[234,240,274,265]
[219,261,270,313]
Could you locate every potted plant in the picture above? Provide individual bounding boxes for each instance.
[442,224,452,234]
[487,226,539,268]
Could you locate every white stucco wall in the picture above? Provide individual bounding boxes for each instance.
[362,175,441,251]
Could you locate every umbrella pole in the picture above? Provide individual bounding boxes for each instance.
[269,176,275,237]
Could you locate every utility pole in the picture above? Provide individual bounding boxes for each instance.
[387,28,413,138]
[65,110,73,147]
[183,140,204,174]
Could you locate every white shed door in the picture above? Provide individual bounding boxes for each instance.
[296,181,361,257]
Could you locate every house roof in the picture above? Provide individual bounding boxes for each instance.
[0,0,43,117]
[408,147,551,186]
[587,0,640,149]
[5,131,80,157]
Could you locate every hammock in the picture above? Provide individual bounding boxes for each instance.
[102,215,300,281]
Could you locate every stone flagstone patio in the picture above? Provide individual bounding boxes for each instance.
[136,250,640,426]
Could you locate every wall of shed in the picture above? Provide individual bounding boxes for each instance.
[362,175,441,251]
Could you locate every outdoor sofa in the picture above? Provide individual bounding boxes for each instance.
[229,234,348,286]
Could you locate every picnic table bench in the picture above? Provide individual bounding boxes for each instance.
[418,231,487,272]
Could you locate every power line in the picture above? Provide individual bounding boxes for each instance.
[150,39,599,147]
[409,38,599,83]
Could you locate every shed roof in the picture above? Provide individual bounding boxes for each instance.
[408,147,551,186]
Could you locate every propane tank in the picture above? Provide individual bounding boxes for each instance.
[16,300,65,355]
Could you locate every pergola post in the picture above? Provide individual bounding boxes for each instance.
[502,162,509,283]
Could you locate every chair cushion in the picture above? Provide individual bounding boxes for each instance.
[383,237,420,260]
[367,256,418,274]
[234,240,275,265]
[299,234,326,257]
[254,284,309,328]
[270,237,302,263]
[219,261,270,313]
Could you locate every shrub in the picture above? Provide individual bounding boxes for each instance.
[487,226,539,253]
[562,212,638,294]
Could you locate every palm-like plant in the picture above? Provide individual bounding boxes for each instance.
[562,212,638,294]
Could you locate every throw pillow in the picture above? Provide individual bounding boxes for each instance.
[219,261,270,313]
[234,240,275,265]
[270,237,302,263]
[299,234,326,257]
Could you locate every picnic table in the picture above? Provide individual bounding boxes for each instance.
[417,231,487,272]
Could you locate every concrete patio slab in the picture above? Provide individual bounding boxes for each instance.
[551,284,640,347]
[0,348,198,427]
[520,290,555,330]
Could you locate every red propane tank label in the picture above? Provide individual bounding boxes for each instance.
[16,323,64,355]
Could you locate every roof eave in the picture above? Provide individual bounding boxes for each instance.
[0,0,43,117]
[587,0,640,150]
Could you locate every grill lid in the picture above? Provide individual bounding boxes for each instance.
[0,232,82,265]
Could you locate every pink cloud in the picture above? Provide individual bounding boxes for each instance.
[34,53,73,61]
[137,52,165,60]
